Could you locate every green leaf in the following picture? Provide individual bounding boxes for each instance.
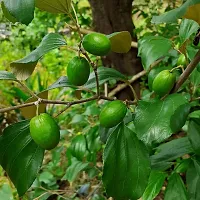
[2,0,35,25]
[0,120,45,196]
[0,71,17,81]
[107,31,132,53]
[164,173,188,200]
[47,76,77,91]
[151,0,200,24]
[85,67,127,89]
[179,19,199,43]
[175,159,191,173]
[170,103,191,133]
[1,2,17,23]
[138,36,172,70]
[134,94,188,146]
[188,118,200,155]
[151,137,193,171]
[142,171,167,200]
[186,160,200,200]
[70,134,89,161]
[86,126,101,153]
[10,33,67,80]
[35,0,71,14]
[63,157,89,182]
[103,123,151,200]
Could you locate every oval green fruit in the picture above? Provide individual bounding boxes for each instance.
[82,32,111,56]
[177,54,186,66]
[67,56,90,86]
[30,113,60,150]
[152,70,176,97]
[99,100,127,128]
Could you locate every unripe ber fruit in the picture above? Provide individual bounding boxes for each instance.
[99,100,127,128]
[67,56,90,86]
[82,32,111,56]
[177,54,186,66]
[152,70,176,97]
[30,113,60,150]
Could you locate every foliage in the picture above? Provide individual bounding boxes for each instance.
[1,0,200,200]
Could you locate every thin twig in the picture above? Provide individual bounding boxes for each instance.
[127,81,139,101]
[172,49,200,93]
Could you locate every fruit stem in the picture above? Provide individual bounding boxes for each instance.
[126,81,139,102]
[170,65,183,73]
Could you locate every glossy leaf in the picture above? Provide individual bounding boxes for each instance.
[70,134,89,161]
[142,171,167,200]
[0,71,17,81]
[107,31,132,53]
[170,103,191,133]
[20,91,48,119]
[36,0,71,14]
[179,19,199,43]
[134,94,187,146]
[1,2,17,23]
[0,120,44,196]
[151,0,200,24]
[63,157,89,182]
[175,159,191,173]
[103,123,151,200]
[164,173,188,200]
[10,33,67,80]
[188,118,200,155]
[47,76,77,91]
[85,67,127,89]
[187,45,200,74]
[86,126,101,153]
[151,137,193,171]
[138,36,172,70]
[186,160,200,200]
[2,0,35,25]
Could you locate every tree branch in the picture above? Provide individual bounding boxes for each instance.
[172,49,200,93]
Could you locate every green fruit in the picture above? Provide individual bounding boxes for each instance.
[99,100,127,128]
[177,54,186,66]
[152,70,176,97]
[82,32,111,56]
[30,113,60,150]
[67,56,90,86]
[148,65,172,91]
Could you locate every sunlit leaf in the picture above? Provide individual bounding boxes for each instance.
[107,31,132,53]
[10,33,67,80]
[20,91,48,119]
[36,0,71,14]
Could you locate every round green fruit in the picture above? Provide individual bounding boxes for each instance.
[177,54,186,66]
[152,70,176,97]
[99,100,127,128]
[82,32,111,56]
[30,113,60,150]
[67,56,90,86]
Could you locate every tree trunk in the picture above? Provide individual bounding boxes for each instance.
[88,0,142,99]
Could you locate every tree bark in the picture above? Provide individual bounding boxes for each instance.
[88,0,142,99]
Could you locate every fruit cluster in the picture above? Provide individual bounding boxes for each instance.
[29,32,127,150]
